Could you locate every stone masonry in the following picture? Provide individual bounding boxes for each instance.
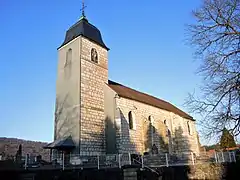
[116,97,199,155]
[80,37,108,155]
[55,37,81,153]
[54,16,200,157]
[55,35,108,155]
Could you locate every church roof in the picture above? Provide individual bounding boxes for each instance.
[108,80,194,120]
[58,17,109,50]
[43,136,75,150]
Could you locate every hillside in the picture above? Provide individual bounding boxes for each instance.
[0,137,50,161]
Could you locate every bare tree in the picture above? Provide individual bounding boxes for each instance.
[186,0,240,139]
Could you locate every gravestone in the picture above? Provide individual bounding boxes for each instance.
[152,144,159,154]
[123,168,138,180]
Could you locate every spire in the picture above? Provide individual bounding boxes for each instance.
[80,0,87,19]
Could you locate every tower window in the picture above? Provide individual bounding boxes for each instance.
[128,111,136,130]
[64,48,72,78]
[187,121,191,135]
[91,48,98,63]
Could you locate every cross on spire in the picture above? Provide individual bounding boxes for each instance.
[81,0,87,17]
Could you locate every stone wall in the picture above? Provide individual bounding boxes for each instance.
[80,37,108,155]
[116,97,199,155]
[55,37,81,153]
[56,35,108,155]
[104,84,118,154]
[56,36,199,156]
[188,163,224,179]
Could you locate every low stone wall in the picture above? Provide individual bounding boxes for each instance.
[125,163,229,180]
[188,163,224,179]
[123,168,138,180]
[156,162,238,180]
[0,162,239,180]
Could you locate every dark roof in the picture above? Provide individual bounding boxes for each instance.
[108,80,194,120]
[58,17,109,50]
[43,136,75,150]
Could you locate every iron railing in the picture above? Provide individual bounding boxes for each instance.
[20,151,236,170]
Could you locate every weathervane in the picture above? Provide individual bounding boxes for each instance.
[81,0,87,17]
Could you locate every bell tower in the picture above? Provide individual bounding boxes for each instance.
[55,3,109,155]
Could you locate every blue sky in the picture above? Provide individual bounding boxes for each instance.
[0,0,205,143]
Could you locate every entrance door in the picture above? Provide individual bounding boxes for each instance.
[64,150,71,165]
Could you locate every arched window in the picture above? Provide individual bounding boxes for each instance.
[148,115,155,133]
[187,121,191,135]
[148,116,153,122]
[64,48,72,78]
[128,111,135,130]
[167,129,172,153]
[167,129,171,137]
[164,120,170,137]
[164,120,167,126]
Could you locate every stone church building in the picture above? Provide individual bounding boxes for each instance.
[46,13,200,156]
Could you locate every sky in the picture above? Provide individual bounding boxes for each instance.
[0,0,206,143]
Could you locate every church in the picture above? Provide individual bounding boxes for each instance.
[45,9,200,157]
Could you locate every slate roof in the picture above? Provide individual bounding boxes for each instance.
[44,136,75,150]
[58,17,109,50]
[108,80,194,120]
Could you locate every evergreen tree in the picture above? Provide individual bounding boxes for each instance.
[15,144,22,163]
[220,128,236,150]
[18,144,22,156]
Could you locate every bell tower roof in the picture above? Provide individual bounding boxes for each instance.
[58,16,109,50]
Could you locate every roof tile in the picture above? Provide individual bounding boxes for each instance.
[108,80,194,120]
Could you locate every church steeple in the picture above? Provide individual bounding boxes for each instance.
[58,1,109,50]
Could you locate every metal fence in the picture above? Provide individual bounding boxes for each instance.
[21,151,236,170]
